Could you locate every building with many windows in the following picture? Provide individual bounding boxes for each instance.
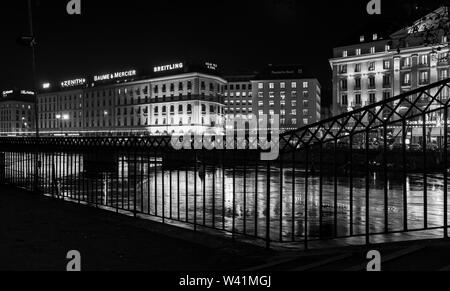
[330,6,450,116]
[37,63,227,136]
[251,65,322,132]
[0,90,35,135]
[224,75,254,117]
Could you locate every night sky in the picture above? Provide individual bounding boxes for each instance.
[1,0,448,108]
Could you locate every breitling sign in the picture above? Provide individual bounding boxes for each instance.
[153,63,184,73]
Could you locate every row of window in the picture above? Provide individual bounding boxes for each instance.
[256,91,310,99]
[340,91,392,106]
[339,60,391,74]
[342,45,391,58]
[340,69,449,91]
[339,53,449,73]
[225,84,252,91]
[257,82,309,90]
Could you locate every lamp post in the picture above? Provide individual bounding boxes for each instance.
[25,0,41,193]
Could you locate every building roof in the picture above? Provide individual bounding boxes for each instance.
[334,5,449,49]
[253,64,316,81]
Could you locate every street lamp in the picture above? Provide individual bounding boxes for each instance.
[22,0,41,193]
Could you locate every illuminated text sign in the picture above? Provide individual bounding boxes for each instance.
[205,62,218,70]
[61,78,86,88]
[154,63,184,73]
[20,90,35,95]
[2,90,13,97]
[94,70,137,82]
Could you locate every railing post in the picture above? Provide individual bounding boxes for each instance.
[444,107,448,239]
[304,146,309,250]
[0,152,5,184]
[365,130,370,245]
[266,161,271,250]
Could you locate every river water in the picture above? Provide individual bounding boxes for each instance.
[5,152,449,242]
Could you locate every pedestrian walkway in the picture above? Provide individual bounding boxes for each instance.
[0,186,269,271]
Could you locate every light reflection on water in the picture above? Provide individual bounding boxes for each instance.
[5,152,450,242]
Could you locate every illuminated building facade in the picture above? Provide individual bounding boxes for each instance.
[251,65,322,132]
[37,63,227,136]
[224,75,255,116]
[330,7,450,116]
[0,90,35,135]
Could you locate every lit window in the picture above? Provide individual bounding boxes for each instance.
[303,82,309,89]
[370,47,376,54]
[420,55,429,65]
[258,83,264,89]
[343,51,348,57]
[403,73,411,85]
[420,71,429,84]
[403,57,411,68]
[356,48,361,55]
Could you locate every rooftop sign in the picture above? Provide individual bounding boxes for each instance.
[153,63,184,73]
[94,70,137,82]
[61,78,86,88]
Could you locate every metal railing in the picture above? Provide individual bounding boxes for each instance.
[1,78,450,249]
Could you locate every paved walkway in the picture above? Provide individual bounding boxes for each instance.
[3,185,450,271]
[0,186,270,271]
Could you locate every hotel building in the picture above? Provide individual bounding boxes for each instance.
[37,63,227,136]
[0,90,35,135]
[330,6,450,116]
[251,65,322,132]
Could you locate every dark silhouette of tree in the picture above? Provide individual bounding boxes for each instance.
[391,4,450,60]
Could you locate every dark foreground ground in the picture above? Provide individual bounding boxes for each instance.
[2,185,450,271]
[0,186,271,271]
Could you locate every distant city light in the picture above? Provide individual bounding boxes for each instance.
[20,90,34,95]
[2,90,13,97]
[56,114,62,119]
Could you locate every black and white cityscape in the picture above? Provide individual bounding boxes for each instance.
[2,0,450,278]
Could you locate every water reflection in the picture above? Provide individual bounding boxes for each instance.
[4,152,450,242]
